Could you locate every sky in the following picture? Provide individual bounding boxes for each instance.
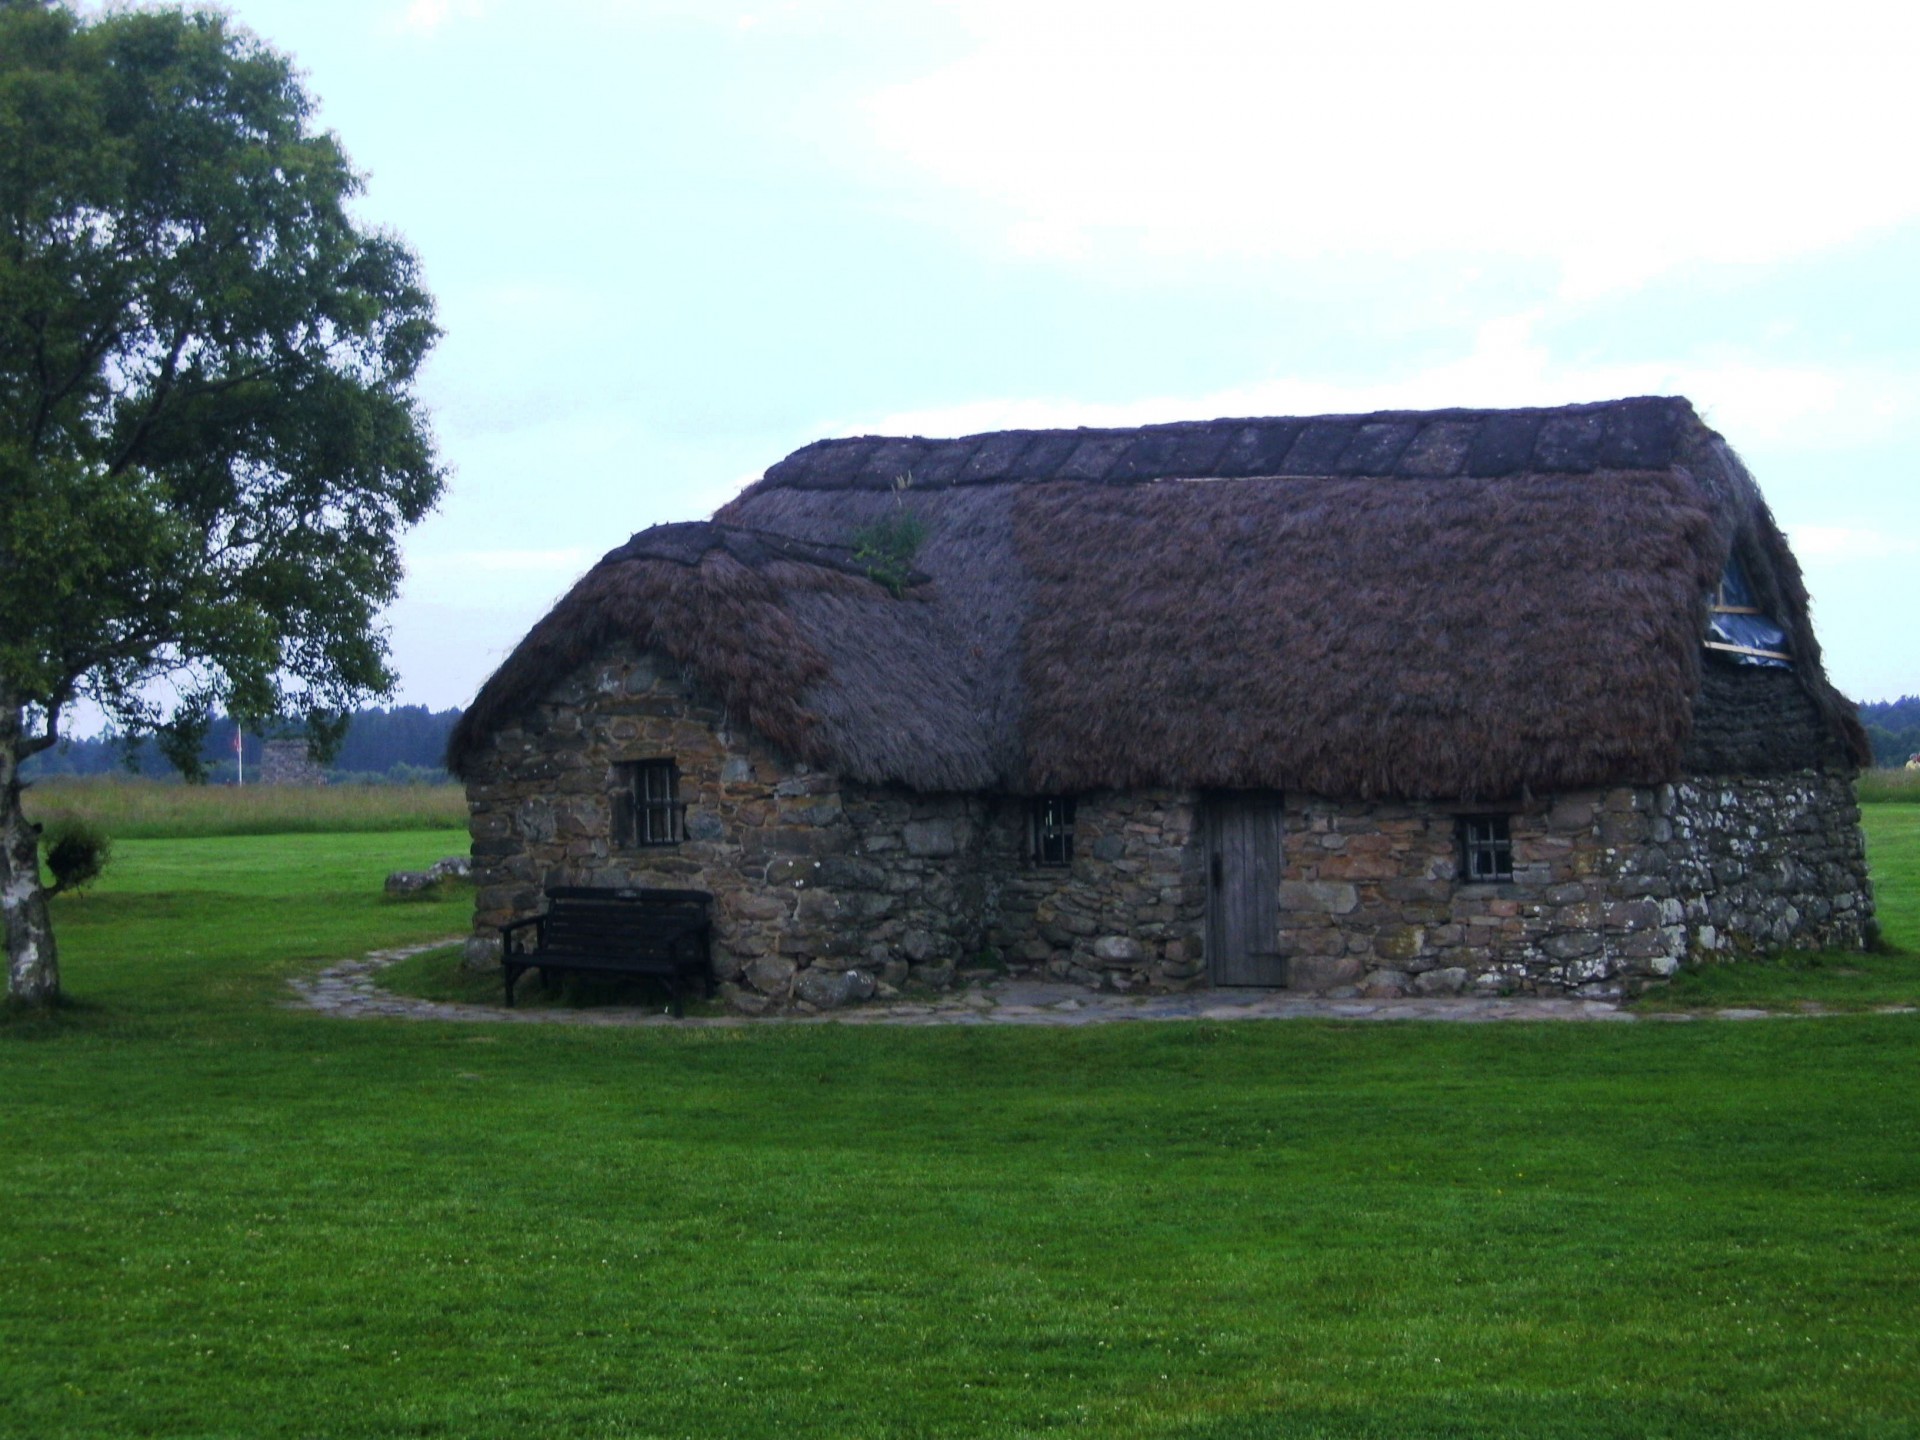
[200,0,1919,706]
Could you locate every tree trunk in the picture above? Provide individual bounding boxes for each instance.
[1,703,59,1007]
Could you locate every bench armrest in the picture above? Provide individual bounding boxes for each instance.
[498,914,543,955]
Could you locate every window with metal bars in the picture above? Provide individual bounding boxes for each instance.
[613,759,685,847]
[1030,796,1075,866]
[1459,814,1513,882]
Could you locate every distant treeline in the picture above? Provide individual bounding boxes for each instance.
[23,706,464,783]
[27,696,1920,780]
[1861,697,1920,769]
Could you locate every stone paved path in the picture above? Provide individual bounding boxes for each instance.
[287,941,1918,1027]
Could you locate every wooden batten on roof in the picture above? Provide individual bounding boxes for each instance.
[448,397,1869,795]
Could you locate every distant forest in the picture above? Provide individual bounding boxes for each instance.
[25,697,1920,781]
[1860,698,1920,769]
[23,706,463,784]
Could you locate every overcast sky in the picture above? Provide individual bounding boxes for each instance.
[212,0,1919,706]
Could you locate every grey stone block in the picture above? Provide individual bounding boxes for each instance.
[1278,881,1359,915]
[462,934,502,970]
[744,956,796,995]
[903,820,958,857]
[1290,954,1365,991]
[793,967,876,1009]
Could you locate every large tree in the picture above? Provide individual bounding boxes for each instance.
[1,1,444,1005]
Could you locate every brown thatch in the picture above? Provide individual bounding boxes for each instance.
[447,522,999,790]
[449,397,1868,794]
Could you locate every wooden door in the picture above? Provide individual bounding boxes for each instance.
[1205,793,1287,987]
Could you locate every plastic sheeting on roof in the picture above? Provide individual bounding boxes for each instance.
[1707,557,1790,668]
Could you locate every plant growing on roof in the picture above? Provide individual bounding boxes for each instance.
[850,472,926,598]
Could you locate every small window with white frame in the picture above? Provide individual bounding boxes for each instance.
[1459,814,1513,882]
[1030,796,1075,867]
[613,758,685,847]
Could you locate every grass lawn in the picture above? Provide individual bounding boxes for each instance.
[1,817,1917,1437]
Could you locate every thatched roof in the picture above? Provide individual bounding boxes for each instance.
[449,397,1868,797]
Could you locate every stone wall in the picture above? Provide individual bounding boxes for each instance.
[984,791,1208,992]
[1644,771,1874,959]
[1276,772,1872,1000]
[1276,790,1647,999]
[464,645,984,1009]
[466,644,1872,1009]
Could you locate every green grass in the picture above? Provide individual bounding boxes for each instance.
[373,940,497,1002]
[1868,804,1920,948]
[1638,947,1920,1011]
[375,942,727,1014]
[1,816,1918,1436]
[23,773,466,839]
[1857,768,1920,804]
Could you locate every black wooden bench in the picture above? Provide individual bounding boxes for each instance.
[498,886,714,1015]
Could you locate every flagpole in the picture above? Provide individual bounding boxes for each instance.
[236,727,244,787]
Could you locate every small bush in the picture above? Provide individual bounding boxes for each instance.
[851,512,927,597]
[850,472,926,597]
[41,818,111,894]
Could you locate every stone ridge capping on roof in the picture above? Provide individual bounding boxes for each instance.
[754,396,1695,492]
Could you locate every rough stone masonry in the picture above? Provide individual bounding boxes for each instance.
[463,648,1873,1012]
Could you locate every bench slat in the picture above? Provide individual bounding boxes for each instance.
[502,885,715,1015]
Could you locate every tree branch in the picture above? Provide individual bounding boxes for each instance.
[30,321,128,458]
[102,362,279,479]
[104,322,193,476]
[19,706,62,759]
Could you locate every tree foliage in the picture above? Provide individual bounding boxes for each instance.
[0,0,444,1003]
[40,816,109,895]
[1860,698,1920,768]
[24,704,466,781]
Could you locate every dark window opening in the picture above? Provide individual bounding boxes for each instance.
[1459,814,1513,882]
[614,759,685,847]
[1706,556,1791,668]
[1030,796,1075,867]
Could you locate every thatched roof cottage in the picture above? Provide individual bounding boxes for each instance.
[449,397,1873,1008]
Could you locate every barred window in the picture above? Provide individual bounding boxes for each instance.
[1459,814,1513,882]
[613,759,685,847]
[1030,796,1075,867]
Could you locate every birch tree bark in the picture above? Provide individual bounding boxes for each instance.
[0,699,58,1006]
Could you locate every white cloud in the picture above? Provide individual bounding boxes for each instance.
[549,0,869,34]
[865,0,1920,293]
[863,312,1920,454]
[1786,526,1920,561]
[385,0,487,37]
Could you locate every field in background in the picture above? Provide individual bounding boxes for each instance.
[1857,767,1920,803]
[22,774,466,838]
[0,811,1916,1436]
